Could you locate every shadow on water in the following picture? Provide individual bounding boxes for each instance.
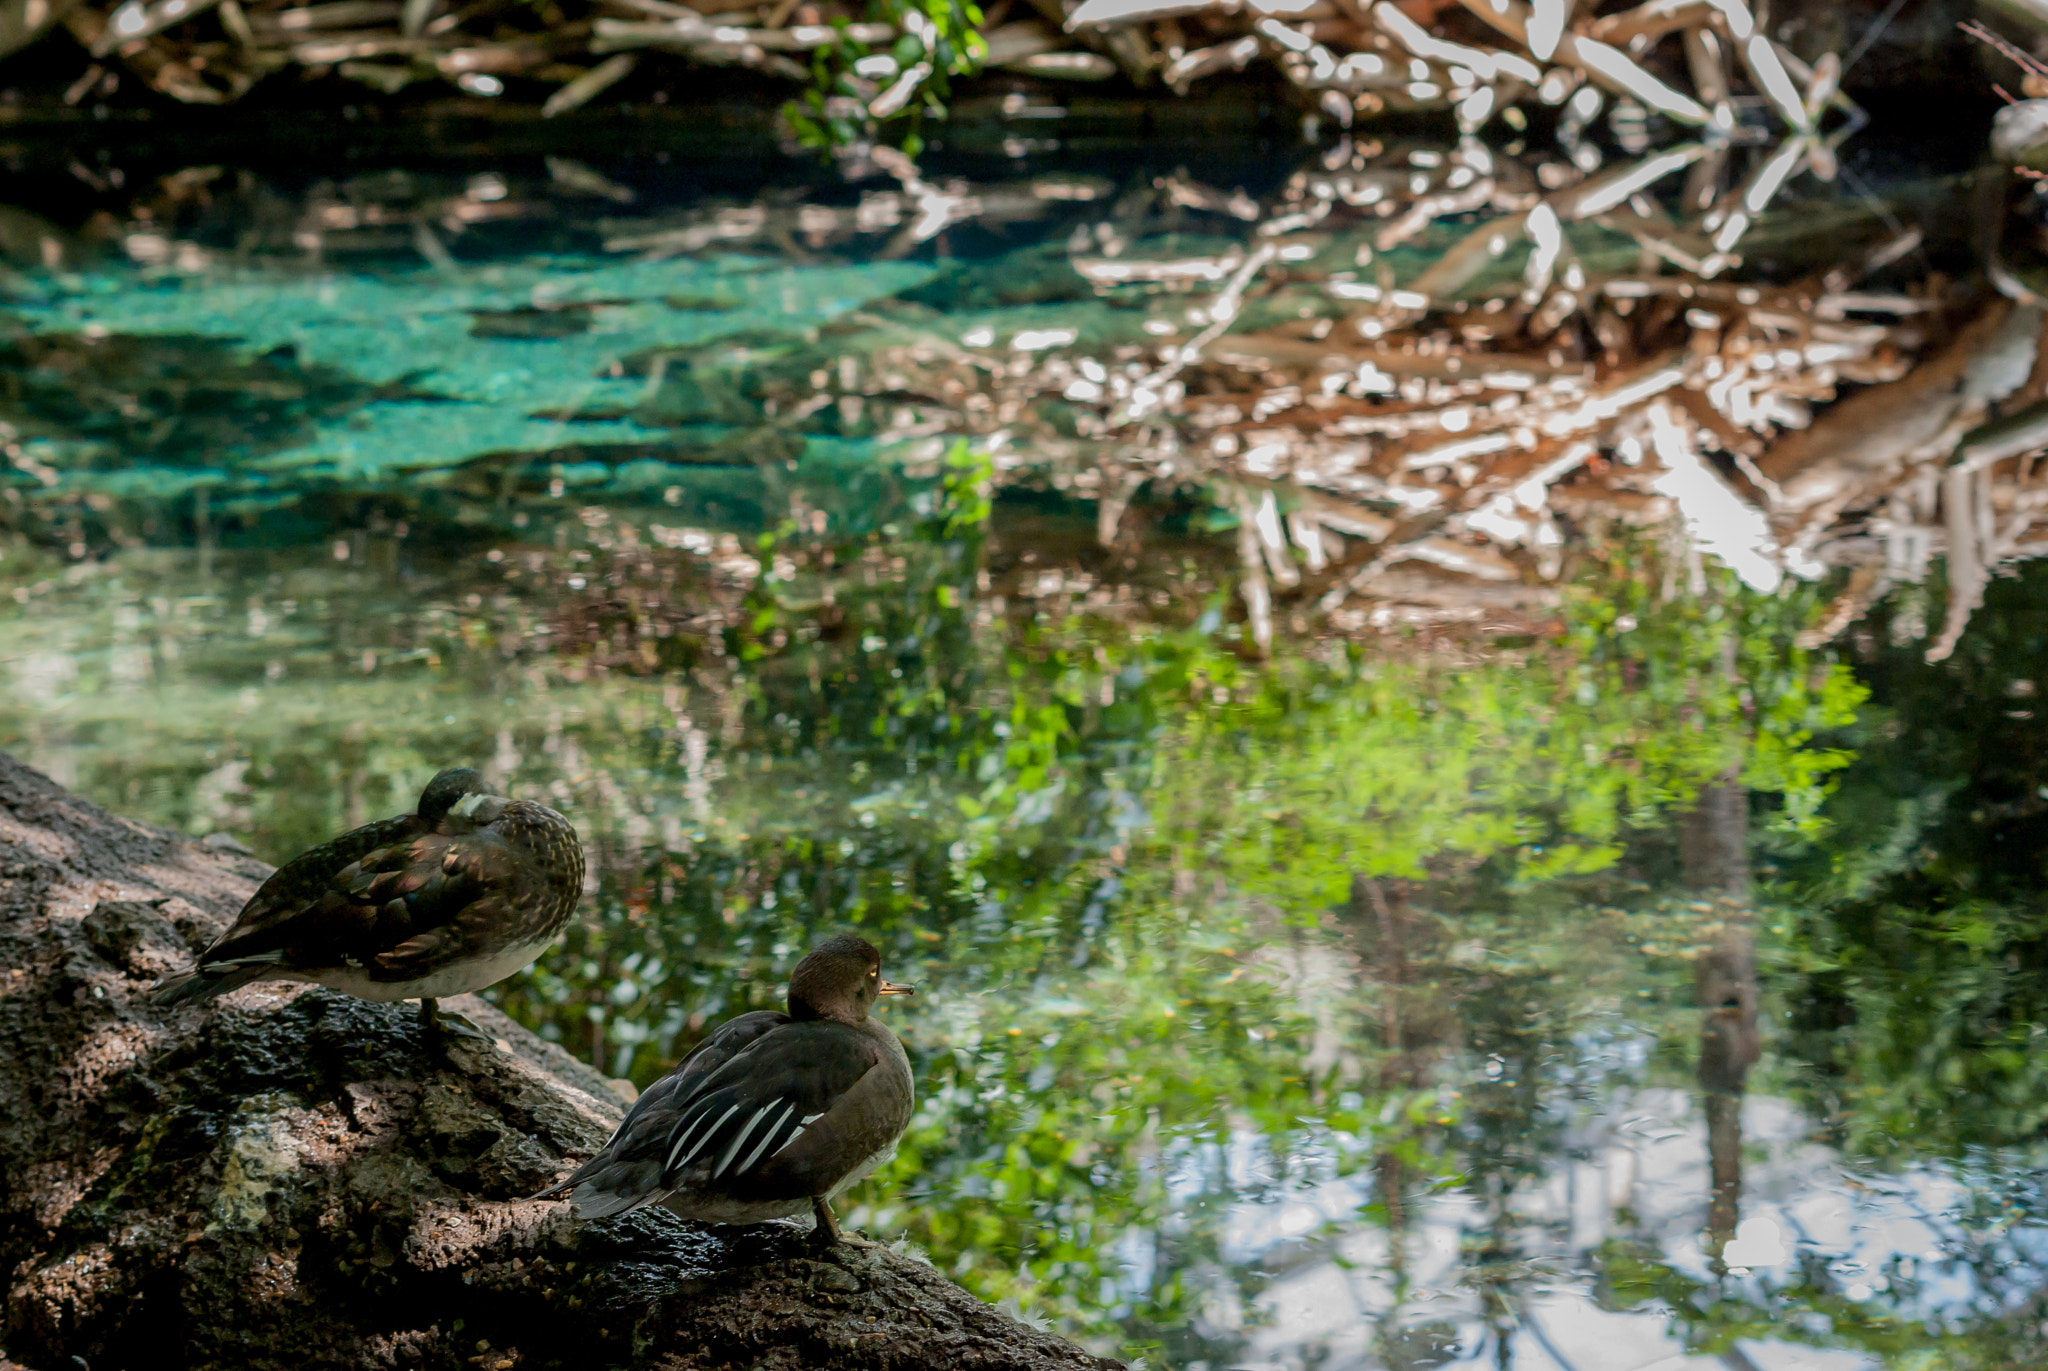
[3,104,2048,1369]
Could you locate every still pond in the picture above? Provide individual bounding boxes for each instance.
[2,104,2046,1369]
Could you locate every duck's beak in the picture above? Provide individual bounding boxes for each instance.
[878,979,915,997]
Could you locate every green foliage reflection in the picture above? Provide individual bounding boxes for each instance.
[494,475,1873,1359]
[20,457,2048,1365]
[1779,565,2048,1160]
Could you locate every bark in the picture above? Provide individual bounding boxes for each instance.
[0,751,1121,1371]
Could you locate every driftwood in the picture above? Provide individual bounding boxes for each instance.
[0,0,1894,134]
[0,750,1120,1371]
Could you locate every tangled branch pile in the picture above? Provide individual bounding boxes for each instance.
[3,0,1864,139]
[604,40,2033,661]
[390,104,2038,662]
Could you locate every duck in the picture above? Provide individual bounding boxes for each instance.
[151,767,584,1045]
[540,933,915,1248]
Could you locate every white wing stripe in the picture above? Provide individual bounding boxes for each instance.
[667,1101,739,1172]
[713,1102,782,1179]
[678,1102,743,1171]
[663,1107,715,1172]
[771,1109,829,1159]
[731,1103,797,1177]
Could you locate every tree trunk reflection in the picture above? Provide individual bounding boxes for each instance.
[1685,773,1760,1265]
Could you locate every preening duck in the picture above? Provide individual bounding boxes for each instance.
[151,767,584,1044]
[540,934,915,1248]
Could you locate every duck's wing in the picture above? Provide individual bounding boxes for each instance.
[550,1018,880,1220]
[202,815,423,955]
[536,1009,788,1213]
[669,1007,791,1091]
[163,820,521,991]
[151,815,427,1004]
[349,826,516,986]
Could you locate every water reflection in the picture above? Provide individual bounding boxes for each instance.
[4,127,2048,1368]
[0,116,2010,660]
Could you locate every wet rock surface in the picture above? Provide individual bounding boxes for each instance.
[0,750,1119,1371]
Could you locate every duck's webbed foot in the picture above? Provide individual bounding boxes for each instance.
[809,1197,843,1250]
[419,997,497,1053]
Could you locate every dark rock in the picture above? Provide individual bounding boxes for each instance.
[80,899,172,973]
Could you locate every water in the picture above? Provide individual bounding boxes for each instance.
[5,114,2048,1369]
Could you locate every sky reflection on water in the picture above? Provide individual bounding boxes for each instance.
[3,121,2047,1370]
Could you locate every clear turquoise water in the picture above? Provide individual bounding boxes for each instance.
[4,133,2047,1369]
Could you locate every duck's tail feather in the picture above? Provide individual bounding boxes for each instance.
[568,1186,660,1220]
[148,959,275,1007]
[525,1173,664,1219]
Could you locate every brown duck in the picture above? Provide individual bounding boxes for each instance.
[151,767,583,1042]
[540,934,915,1247]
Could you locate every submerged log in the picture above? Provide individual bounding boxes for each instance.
[0,751,1119,1371]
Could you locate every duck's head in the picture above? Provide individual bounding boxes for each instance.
[417,767,492,824]
[787,934,914,1023]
